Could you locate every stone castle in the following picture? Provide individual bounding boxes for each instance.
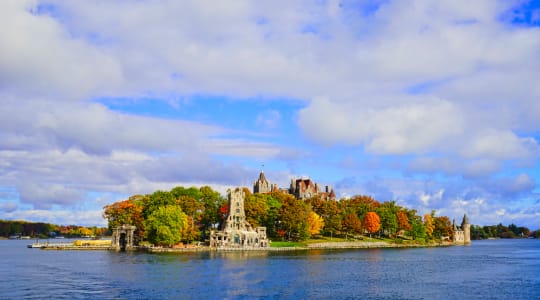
[253,170,336,200]
[452,214,471,244]
[209,188,269,249]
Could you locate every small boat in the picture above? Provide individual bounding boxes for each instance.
[27,242,46,248]
[55,236,65,239]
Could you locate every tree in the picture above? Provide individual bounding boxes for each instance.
[143,191,176,218]
[244,193,270,227]
[278,193,310,241]
[342,212,362,239]
[397,210,411,233]
[409,215,426,240]
[79,227,93,236]
[103,196,145,236]
[341,195,379,222]
[376,201,399,237]
[433,216,452,239]
[424,213,434,240]
[144,205,188,247]
[321,199,342,238]
[198,186,226,238]
[363,212,380,238]
[306,211,324,236]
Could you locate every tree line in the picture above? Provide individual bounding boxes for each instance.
[470,223,539,239]
[102,185,462,246]
[0,220,107,238]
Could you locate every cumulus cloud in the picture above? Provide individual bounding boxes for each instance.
[0,0,123,98]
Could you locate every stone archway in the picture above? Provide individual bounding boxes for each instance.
[111,225,137,251]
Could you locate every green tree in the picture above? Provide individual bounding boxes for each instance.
[409,215,426,240]
[144,205,188,247]
[376,201,399,237]
[199,186,226,238]
[143,190,176,218]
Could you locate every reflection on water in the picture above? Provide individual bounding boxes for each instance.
[1,239,539,299]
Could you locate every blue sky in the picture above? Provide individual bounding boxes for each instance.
[1,0,540,229]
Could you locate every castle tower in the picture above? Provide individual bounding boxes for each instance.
[253,169,271,194]
[225,188,248,231]
[210,188,269,248]
[461,214,471,244]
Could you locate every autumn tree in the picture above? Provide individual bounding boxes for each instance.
[424,213,434,240]
[278,193,310,241]
[341,195,380,222]
[321,199,343,238]
[363,211,381,238]
[103,196,145,236]
[397,210,411,233]
[342,212,362,239]
[306,211,324,236]
[244,193,270,227]
[433,216,452,239]
[79,227,93,236]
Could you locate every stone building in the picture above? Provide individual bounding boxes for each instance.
[111,224,137,251]
[253,170,277,194]
[210,188,269,249]
[252,170,335,200]
[452,214,471,244]
[289,177,336,200]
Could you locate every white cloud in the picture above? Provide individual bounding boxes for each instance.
[0,0,123,98]
[299,97,463,154]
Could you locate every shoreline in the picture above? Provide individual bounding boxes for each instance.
[143,240,458,253]
[25,239,468,252]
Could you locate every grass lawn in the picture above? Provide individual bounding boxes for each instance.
[270,241,306,247]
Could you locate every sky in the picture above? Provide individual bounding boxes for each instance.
[1,0,540,229]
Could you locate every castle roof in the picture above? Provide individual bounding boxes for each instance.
[258,170,268,183]
[462,214,469,225]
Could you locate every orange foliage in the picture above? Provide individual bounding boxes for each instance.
[363,211,381,234]
[103,198,144,235]
[342,213,362,234]
[397,211,411,231]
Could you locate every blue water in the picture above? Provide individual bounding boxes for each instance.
[1,239,539,299]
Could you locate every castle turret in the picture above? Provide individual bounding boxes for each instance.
[253,170,271,194]
[461,214,471,244]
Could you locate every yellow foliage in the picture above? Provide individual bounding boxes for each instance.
[424,214,434,237]
[307,211,324,235]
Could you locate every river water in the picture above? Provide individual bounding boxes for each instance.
[1,239,539,299]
